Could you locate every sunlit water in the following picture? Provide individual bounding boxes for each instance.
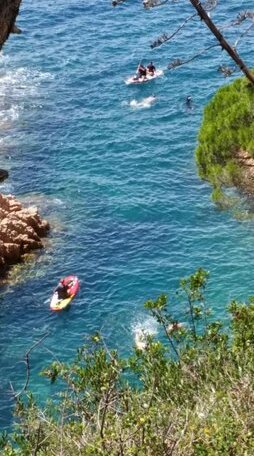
[0,0,254,429]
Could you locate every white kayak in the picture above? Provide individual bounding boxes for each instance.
[125,69,163,85]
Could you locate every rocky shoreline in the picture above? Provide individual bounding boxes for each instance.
[0,192,50,276]
[0,2,50,278]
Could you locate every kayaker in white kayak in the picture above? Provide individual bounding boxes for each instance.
[137,64,147,80]
[147,61,156,75]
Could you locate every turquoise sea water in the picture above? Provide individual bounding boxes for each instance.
[1,0,254,429]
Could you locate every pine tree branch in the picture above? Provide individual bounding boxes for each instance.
[188,0,254,85]
[151,13,197,48]
[234,22,254,50]
[143,0,169,9]
[167,43,218,69]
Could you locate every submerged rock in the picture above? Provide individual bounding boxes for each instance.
[0,193,50,275]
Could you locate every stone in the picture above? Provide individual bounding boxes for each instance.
[0,193,50,275]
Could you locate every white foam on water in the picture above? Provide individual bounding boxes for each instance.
[0,104,20,123]
[0,63,54,126]
[132,315,158,350]
[129,95,156,109]
[0,52,10,65]
[20,194,65,212]
[0,67,53,99]
[0,182,13,193]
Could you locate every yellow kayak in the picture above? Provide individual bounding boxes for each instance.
[50,293,74,311]
[50,275,80,311]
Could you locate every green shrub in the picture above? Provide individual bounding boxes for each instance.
[3,269,254,455]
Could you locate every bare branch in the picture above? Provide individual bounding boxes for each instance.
[11,332,50,399]
[151,13,197,49]
[217,65,236,77]
[234,22,254,50]
[167,43,219,69]
[189,0,254,84]
[232,10,254,26]
[200,10,254,35]
[32,423,42,456]
[143,0,169,9]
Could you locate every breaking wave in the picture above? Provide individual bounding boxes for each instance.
[132,315,158,350]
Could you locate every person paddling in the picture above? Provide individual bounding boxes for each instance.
[55,279,69,299]
[147,62,156,75]
[137,64,147,80]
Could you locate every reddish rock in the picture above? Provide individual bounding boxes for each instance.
[0,193,50,275]
[2,242,21,264]
[17,208,50,236]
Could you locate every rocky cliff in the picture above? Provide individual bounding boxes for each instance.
[0,193,49,275]
[0,3,51,277]
[0,0,22,50]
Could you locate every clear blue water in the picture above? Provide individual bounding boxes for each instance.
[1,0,254,429]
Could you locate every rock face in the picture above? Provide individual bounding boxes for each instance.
[0,193,50,274]
[0,0,22,50]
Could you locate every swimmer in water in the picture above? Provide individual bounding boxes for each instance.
[186,95,193,108]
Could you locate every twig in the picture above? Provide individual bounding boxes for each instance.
[43,345,60,362]
[11,332,50,398]
[168,43,219,69]
[173,409,189,451]
[151,13,197,48]
[100,387,112,440]
[234,22,254,50]
[144,0,169,9]
[32,423,42,456]
[153,308,180,360]
[232,10,254,26]
[38,410,83,452]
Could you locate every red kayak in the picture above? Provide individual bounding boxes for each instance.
[50,275,80,311]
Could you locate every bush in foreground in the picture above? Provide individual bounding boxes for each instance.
[2,269,254,455]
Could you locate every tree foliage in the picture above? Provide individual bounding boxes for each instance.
[196,74,254,195]
[3,269,254,454]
